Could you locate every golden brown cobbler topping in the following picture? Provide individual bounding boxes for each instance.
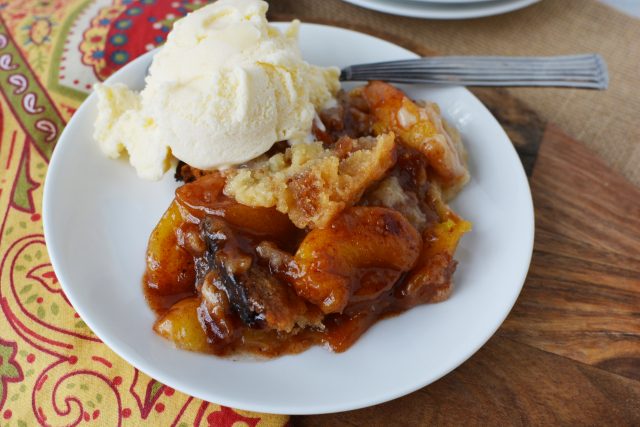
[223,134,396,229]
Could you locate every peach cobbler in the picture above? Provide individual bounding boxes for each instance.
[143,81,471,357]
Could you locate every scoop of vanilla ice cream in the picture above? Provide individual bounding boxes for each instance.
[94,0,340,179]
[94,84,172,180]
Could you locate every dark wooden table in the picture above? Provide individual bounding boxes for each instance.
[266,15,640,427]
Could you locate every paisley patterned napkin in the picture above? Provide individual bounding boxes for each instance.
[0,0,287,425]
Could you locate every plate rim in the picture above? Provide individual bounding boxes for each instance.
[341,0,540,19]
[43,22,535,415]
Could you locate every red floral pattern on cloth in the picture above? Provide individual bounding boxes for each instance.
[0,0,288,425]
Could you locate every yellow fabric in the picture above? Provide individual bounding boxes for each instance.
[0,0,286,424]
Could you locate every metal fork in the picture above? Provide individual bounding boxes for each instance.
[340,54,608,89]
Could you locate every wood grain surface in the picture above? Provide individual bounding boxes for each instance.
[265,10,640,427]
[501,124,640,381]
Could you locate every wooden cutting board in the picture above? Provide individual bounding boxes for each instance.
[267,13,640,426]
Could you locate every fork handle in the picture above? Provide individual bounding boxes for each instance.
[340,54,608,89]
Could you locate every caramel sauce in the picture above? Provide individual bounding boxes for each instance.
[143,83,470,358]
[143,174,434,357]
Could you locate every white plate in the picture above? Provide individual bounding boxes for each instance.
[43,23,534,415]
[342,0,539,19]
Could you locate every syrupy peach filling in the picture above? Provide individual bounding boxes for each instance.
[144,81,471,357]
